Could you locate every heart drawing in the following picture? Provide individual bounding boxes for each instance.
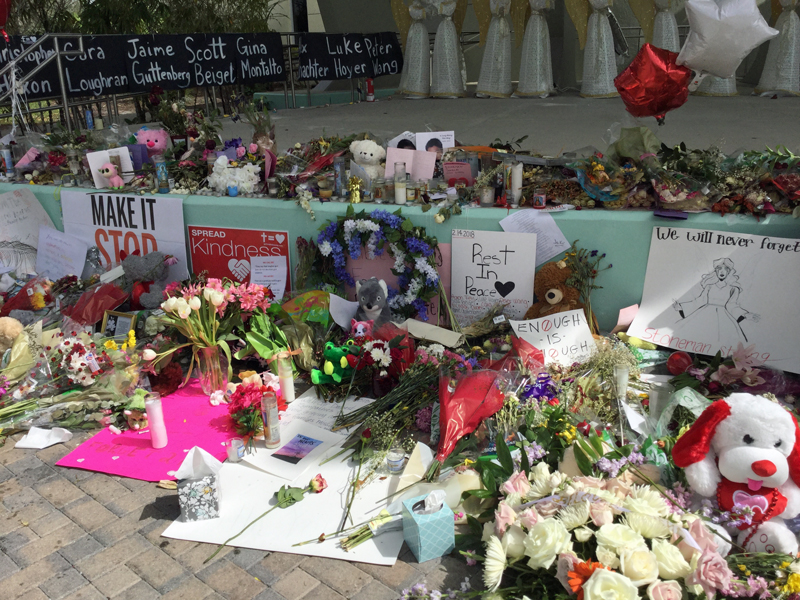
[732,489,769,514]
[275,234,285,243]
[494,281,515,298]
[228,259,251,282]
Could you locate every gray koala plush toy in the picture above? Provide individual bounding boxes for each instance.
[354,278,392,328]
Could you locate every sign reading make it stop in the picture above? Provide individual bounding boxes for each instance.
[187,226,291,291]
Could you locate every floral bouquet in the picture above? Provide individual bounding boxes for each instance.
[316,207,440,321]
[145,278,273,390]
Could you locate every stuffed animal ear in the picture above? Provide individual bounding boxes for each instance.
[378,279,388,297]
[351,319,357,328]
[356,280,363,294]
[673,399,731,468]
[787,410,800,488]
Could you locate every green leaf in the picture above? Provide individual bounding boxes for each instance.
[495,434,514,475]
[421,204,431,213]
[346,204,355,217]
[573,443,594,476]
[520,445,531,476]
[467,515,483,536]
[466,489,495,499]
[481,468,497,494]
[401,218,414,232]
[588,429,605,456]
[290,487,305,502]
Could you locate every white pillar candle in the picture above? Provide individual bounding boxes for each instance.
[145,395,168,449]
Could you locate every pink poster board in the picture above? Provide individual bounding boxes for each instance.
[57,380,238,481]
[344,243,452,327]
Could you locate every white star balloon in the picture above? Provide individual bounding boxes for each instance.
[677,0,778,78]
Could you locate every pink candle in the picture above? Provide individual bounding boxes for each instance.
[145,395,168,449]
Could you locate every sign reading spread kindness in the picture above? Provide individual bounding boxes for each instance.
[61,189,188,281]
[450,229,537,327]
[628,226,800,374]
[510,309,595,365]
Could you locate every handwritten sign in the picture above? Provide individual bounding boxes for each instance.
[250,256,287,300]
[0,188,55,274]
[443,162,474,186]
[498,210,569,266]
[61,189,188,282]
[280,388,376,437]
[450,229,537,327]
[35,226,88,280]
[510,309,595,365]
[628,226,800,374]
[297,32,402,81]
[0,33,285,100]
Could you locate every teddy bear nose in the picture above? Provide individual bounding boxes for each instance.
[751,460,777,477]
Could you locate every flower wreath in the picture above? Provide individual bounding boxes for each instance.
[316,207,440,320]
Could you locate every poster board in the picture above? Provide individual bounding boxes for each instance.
[187,225,290,291]
[61,189,188,281]
[0,188,55,274]
[297,32,402,81]
[510,309,595,365]
[628,226,800,374]
[450,229,537,327]
[35,226,89,280]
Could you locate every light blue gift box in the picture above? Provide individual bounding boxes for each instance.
[401,494,455,563]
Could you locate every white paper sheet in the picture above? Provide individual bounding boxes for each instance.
[279,389,375,438]
[402,319,464,348]
[328,293,359,329]
[499,210,569,266]
[250,256,287,301]
[349,162,372,192]
[15,427,72,449]
[242,421,342,482]
[162,455,404,565]
[0,188,55,275]
[35,226,89,280]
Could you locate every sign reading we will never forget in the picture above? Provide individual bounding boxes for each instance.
[510,309,595,366]
[61,189,188,281]
[628,226,800,374]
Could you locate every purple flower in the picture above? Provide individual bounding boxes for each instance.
[415,406,433,433]
[590,250,598,256]
[370,209,402,229]
[412,298,428,321]
[405,237,433,257]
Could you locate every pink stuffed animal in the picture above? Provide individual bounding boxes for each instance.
[350,319,373,340]
[135,128,169,158]
[99,163,125,189]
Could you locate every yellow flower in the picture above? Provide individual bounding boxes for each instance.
[128,331,136,346]
[30,292,45,310]
[784,573,800,594]
[676,425,691,441]
[121,343,128,351]
[104,340,118,351]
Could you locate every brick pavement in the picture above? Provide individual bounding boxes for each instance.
[0,432,477,600]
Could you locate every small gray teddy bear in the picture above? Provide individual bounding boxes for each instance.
[121,252,170,309]
[354,278,393,328]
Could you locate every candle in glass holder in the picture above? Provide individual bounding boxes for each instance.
[145,394,168,449]
[277,355,295,404]
[261,390,281,449]
[394,162,407,205]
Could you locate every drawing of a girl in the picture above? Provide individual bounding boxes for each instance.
[672,258,760,343]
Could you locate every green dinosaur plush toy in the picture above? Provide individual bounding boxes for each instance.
[311,342,360,385]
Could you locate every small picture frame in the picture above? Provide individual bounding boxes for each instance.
[101,310,137,341]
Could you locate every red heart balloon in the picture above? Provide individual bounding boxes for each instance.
[614,43,693,125]
[0,0,12,41]
[667,351,694,375]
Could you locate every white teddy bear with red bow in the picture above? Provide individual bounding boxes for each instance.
[673,393,800,554]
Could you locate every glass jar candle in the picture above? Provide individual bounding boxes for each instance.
[261,390,281,449]
[267,177,279,197]
[372,178,385,202]
[394,162,407,205]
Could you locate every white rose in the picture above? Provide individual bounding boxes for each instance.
[142,349,157,361]
[530,462,551,484]
[524,518,572,569]
[434,214,445,224]
[596,544,620,569]
[582,569,639,600]
[501,525,526,559]
[619,547,659,587]
[574,527,593,542]
[595,524,646,553]
[188,296,201,310]
[651,539,692,580]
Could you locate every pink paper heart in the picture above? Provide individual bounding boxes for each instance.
[732,489,769,514]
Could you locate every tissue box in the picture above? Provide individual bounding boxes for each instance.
[177,475,220,521]
[401,494,455,563]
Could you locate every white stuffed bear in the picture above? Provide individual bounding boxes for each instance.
[349,139,386,181]
[673,393,800,554]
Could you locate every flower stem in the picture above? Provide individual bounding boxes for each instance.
[204,499,286,563]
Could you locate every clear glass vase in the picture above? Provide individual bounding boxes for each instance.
[197,346,228,395]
